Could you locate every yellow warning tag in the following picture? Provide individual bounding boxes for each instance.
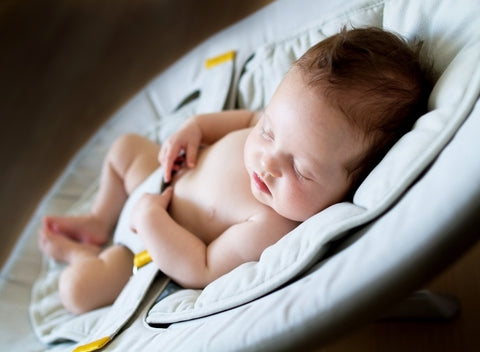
[205,50,235,69]
[133,250,152,271]
[73,336,111,352]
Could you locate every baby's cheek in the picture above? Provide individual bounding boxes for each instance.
[297,185,327,218]
[278,183,310,220]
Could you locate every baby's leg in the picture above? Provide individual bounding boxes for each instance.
[59,245,133,314]
[44,134,161,246]
[92,134,161,228]
[40,134,160,313]
[39,229,133,314]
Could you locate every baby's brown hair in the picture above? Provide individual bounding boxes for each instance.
[295,27,432,192]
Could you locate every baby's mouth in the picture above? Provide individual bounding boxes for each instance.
[252,172,271,195]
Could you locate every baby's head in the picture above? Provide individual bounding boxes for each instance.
[295,27,432,191]
[244,27,431,222]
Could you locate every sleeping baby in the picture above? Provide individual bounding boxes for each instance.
[38,27,431,314]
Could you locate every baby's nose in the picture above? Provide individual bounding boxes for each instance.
[261,154,282,178]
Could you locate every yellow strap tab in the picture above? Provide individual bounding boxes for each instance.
[133,250,152,270]
[73,336,111,352]
[205,50,235,69]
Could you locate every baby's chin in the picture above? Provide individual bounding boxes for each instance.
[270,202,313,223]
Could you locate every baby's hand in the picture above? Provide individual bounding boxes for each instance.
[159,117,202,182]
[130,187,173,234]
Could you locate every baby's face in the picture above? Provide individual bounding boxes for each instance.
[244,68,364,221]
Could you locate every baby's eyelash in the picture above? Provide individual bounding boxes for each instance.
[293,164,305,180]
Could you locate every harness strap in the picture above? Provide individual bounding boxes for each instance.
[72,260,162,351]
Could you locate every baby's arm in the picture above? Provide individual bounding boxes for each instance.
[130,189,294,288]
[160,110,260,182]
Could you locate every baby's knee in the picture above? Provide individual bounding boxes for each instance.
[108,134,157,172]
[58,265,97,315]
[109,134,144,160]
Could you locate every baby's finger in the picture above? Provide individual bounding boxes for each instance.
[186,141,198,168]
[160,145,180,182]
[161,186,174,200]
[156,187,174,209]
[163,160,173,183]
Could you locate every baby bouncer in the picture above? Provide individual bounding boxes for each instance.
[1,0,480,350]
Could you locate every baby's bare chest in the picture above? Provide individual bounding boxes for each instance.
[168,129,259,243]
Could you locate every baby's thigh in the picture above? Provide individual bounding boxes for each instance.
[109,134,161,193]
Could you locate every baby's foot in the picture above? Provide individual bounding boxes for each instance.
[38,228,101,264]
[43,215,110,246]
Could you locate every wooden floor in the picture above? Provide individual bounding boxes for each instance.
[0,1,478,351]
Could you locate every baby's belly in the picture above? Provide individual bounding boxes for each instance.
[168,129,254,244]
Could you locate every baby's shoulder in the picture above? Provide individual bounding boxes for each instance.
[247,206,299,237]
